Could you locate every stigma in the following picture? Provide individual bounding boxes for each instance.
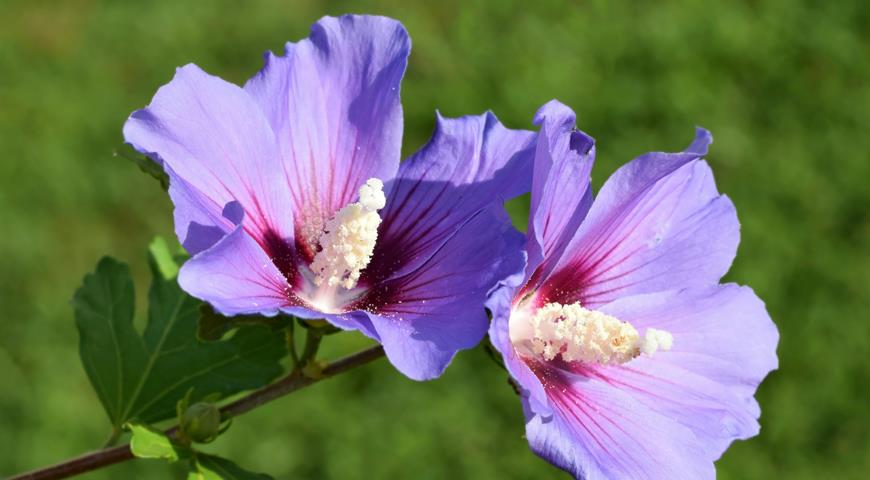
[310,178,386,289]
[522,302,672,365]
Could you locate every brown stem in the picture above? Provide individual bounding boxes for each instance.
[6,446,135,480]
[8,345,385,480]
[222,342,383,418]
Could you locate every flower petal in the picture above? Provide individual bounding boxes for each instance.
[123,64,294,252]
[179,226,294,316]
[578,360,760,462]
[487,286,553,417]
[243,15,410,260]
[365,111,535,283]
[600,284,779,405]
[164,167,238,255]
[539,129,739,307]
[525,100,595,283]
[524,363,716,479]
[353,206,526,380]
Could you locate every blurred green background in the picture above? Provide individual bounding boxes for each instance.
[1,0,868,478]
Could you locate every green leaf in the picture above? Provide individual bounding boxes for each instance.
[128,423,184,461]
[197,304,292,342]
[188,454,273,480]
[115,144,170,190]
[74,252,287,430]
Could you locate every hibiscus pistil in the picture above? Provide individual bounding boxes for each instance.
[310,178,386,290]
[512,302,672,365]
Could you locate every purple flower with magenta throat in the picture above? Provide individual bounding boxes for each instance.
[123,15,534,380]
[488,101,779,478]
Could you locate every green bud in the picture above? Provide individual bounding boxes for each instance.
[180,402,222,443]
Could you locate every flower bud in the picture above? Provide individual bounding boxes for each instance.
[180,402,221,443]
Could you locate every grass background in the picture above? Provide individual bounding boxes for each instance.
[1,0,868,478]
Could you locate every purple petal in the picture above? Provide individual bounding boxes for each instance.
[123,64,295,252]
[487,286,553,417]
[572,285,779,460]
[600,284,779,406]
[525,100,595,284]
[352,206,526,380]
[579,360,760,462]
[365,111,535,283]
[164,167,237,255]
[524,362,716,479]
[362,311,470,381]
[539,129,739,307]
[243,15,409,260]
[178,226,294,316]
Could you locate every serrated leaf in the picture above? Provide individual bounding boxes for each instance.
[128,423,185,461]
[74,253,287,430]
[188,454,273,480]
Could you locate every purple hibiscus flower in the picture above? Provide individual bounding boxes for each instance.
[488,100,779,478]
[123,15,534,380]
